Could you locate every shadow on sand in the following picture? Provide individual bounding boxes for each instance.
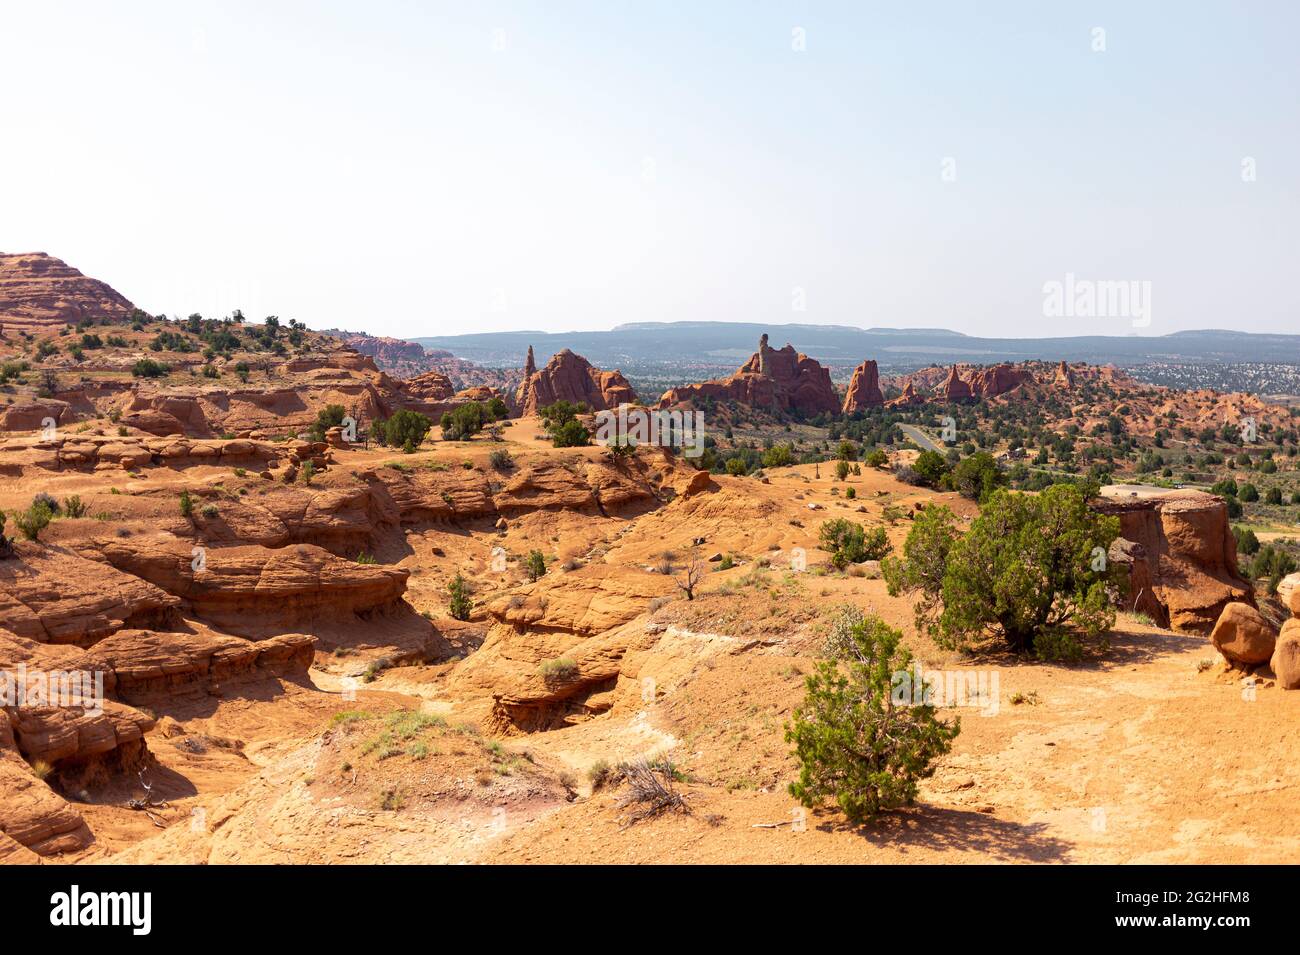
[816,804,1074,863]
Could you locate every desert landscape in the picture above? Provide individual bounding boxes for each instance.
[2,251,1298,868]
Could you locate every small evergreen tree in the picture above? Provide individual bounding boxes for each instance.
[939,484,1122,660]
[380,410,433,450]
[525,550,547,582]
[787,613,959,825]
[448,573,472,621]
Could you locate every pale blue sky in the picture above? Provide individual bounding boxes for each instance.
[2,1,1296,338]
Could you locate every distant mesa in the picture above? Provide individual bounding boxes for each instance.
[515,346,637,415]
[657,334,840,417]
[841,359,884,413]
[0,252,136,333]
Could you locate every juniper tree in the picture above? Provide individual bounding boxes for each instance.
[787,612,959,825]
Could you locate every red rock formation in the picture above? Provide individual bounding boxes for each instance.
[1209,602,1276,666]
[940,365,972,401]
[841,359,884,413]
[0,542,180,645]
[968,363,1035,399]
[0,400,71,432]
[400,370,455,403]
[1094,489,1254,633]
[84,536,410,638]
[0,252,135,333]
[516,348,636,415]
[886,379,924,408]
[658,335,839,417]
[1054,360,1076,388]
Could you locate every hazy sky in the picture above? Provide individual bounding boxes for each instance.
[3,1,1297,340]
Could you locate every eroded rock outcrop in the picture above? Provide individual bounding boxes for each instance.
[968,363,1035,399]
[81,536,408,637]
[1094,489,1254,634]
[940,365,972,401]
[0,542,180,645]
[658,335,838,417]
[841,359,884,413]
[515,348,636,415]
[0,252,135,333]
[450,567,676,732]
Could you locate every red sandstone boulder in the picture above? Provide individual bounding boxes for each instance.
[1277,572,1300,617]
[1209,602,1276,666]
[1271,619,1300,690]
[0,400,71,432]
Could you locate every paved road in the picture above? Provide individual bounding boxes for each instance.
[898,424,944,452]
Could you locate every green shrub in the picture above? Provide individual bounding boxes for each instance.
[131,358,169,378]
[309,404,346,441]
[911,450,950,488]
[377,410,433,450]
[550,418,590,448]
[761,443,794,468]
[440,402,488,441]
[786,613,959,825]
[939,485,1122,660]
[525,549,547,581]
[883,504,959,636]
[448,573,472,621]
[818,519,891,570]
[179,490,194,519]
[539,658,579,682]
[13,502,54,541]
[945,451,1006,502]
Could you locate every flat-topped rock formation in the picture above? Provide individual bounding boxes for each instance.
[1096,487,1255,634]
